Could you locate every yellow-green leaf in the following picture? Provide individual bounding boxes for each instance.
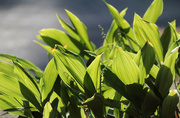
[133,41,155,84]
[133,13,163,62]
[65,9,94,51]
[143,0,163,23]
[112,48,140,84]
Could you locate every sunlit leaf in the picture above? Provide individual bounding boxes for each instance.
[0,95,33,117]
[13,62,40,100]
[39,29,89,59]
[57,14,81,42]
[0,54,43,77]
[133,41,155,84]
[53,46,86,93]
[105,2,139,51]
[133,13,163,62]
[87,55,102,93]
[40,59,58,105]
[143,0,163,23]
[112,47,140,84]
[43,102,52,118]
[65,9,94,51]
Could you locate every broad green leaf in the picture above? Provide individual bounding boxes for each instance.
[0,73,24,100]
[164,39,180,60]
[87,55,102,93]
[133,41,155,84]
[133,13,163,62]
[39,29,89,59]
[0,54,43,77]
[40,59,58,104]
[149,64,159,79]
[143,0,163,23]
[50,92,65,116]
[82,93,104,118]
[155,49,178,98]
[141,89,160,118]
[0,95,33,117]
[161,90,179,118]
[18,82,42,112]
[105,2,139,51]
[103,67,128,99]
[0,62,16,77]
[160,22,174,57]
[65,9,94,51]
[103,8,128,47]
[37,35,60,48]
[43,102,52,118]
[56,14,81,42]
[53,46,86,93]
[13,62,40,100]
[112,47,140,84]
[125,84,148,109]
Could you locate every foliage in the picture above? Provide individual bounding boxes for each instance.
[0,0,180,117]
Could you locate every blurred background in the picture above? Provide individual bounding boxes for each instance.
[0,0,180,70]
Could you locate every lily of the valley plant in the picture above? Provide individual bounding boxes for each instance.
[0,0,180,118]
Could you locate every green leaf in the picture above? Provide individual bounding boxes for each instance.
[103,67,128,99]
[0,95,32,117]
[105,2,139,51]
[133,41,155,84]
[149,64,159,79]
[160,22,173,57]
[103,8,128,47]
[65,9,94,51]
[161,90,179,118]
[112,47,140,84]
[0,54,43,77]
[0,62,16,78]
[43,102,52,118]
[82,93,104,118]
[40,59,58,104]
[50,92,65,116]
[87,55,102,93]
[155,49,178,98]
[0,73,24,99]
[37,35,60,48]
[53,46,86,93]
[13,62,40,100]
[133,13,163,62]
[39,29,89,59]
[34,40,53,55]
[141,89,160,118]
[143,0,163,23]
[19,82,42,112]
[56,14,81,42]
[164,39,180,60]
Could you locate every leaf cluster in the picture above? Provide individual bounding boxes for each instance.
[0,0,180,118]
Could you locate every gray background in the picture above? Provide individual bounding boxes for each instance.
[0,0,180,70]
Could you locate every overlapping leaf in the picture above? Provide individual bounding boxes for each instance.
[104,1,139,51]
[112,47,140,84]
[0,54,43,77]
[133,13,163,62]
[133,41,155,84]
[53,45,86,93]
[65,9,94,51]
[155,49,178,98]
[40,59,58,104]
